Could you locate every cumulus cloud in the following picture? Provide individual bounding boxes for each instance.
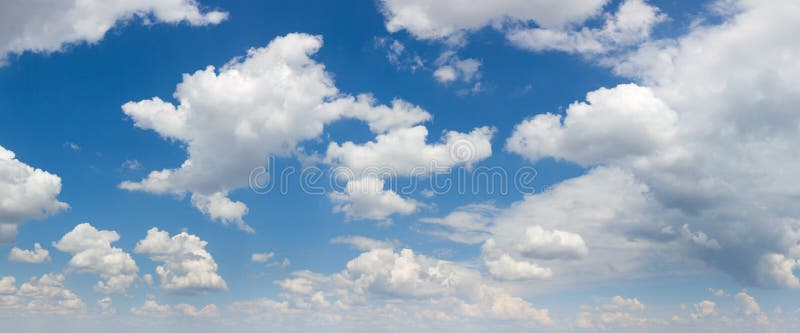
[120,33,433,230]
[505,0,800,289]
[134,228,227,294]
[690,300,716,319]
[379,0,607,41]
[231,247,553,328]
[0,145,68,243]
[506,83,677,166]
[329,176,418,222]
[418,203,498,244]
[1,273,85,315]
[576,296,649,330]
[53,223,139,294]
[251,251,290,269]
[507,0,666,55]
[735,291,768,324]
[8,243,50,263]
[0,0,227,64]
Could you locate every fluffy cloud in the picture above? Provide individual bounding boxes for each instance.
[507,0,665,55]
[231,247,553,328]
[251,251,290,268]
[0,273,85,315]
[329,176,418,222]
[325,125,495,177]
[121,33,433,230]
[690,300,716,319]
[134,228,227,294]
[53,223,139,294]
[576,296,649,330]
[379,0,607,41]
[0,0,226,64]
[0,145,68,243]
[506,83,677,166]
[735,291,768,324]
[324,125,494,222]
[8,243,50,263]
[506,0,800,288]
[131,299,218,319]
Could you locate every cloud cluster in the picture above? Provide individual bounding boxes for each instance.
[379,0,607,41]
[8,243,50,263]
[53,223,139,294]
[0,273,85,315]
[120,33,440,229]
[134,228,227,294]
[0,0,227,64]
[503,0,800,288]
[230,246,553,328]
[0,145,68,243]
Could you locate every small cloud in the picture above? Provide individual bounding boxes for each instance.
[64,142,80,151]
[121,159,142,171]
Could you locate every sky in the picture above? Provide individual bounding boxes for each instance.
[1,0,799,332]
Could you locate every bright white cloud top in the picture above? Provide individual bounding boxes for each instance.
[0,0,226,64]
[0,145,68,243]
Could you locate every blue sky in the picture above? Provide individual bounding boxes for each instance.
[1,0,800,332]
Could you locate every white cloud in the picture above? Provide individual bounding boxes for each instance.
[175,303,218,318]
[134,228,227,294]
[325,125,495,177]
[576,296,649,330]
[0,145,68,243]
[4,273,85,315]
[0,276,15,294]
[507,0,666,55]
[329,176,418,221]
[330,236,396,251]
[53,223,139,294]
[432,52,481,85]
[484,253,552,280]
[325,125,493,222]
[232,247,553,327]
[120,33,432,230]
[506,0,800,289]
[0,0,227,64]
[251,252,274,263]
[691,300,716,319]
[379,0,607,41]
[735,291,768,324]
[131,299,172,317]
[8,242,50,263]
[506,83,677,166]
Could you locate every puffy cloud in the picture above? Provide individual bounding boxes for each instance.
[121,33,432,230]
[506,0,800,288]
[325,125,494,222]
[232,247,552,327]
[131,299,172,318]
[0,145,68,243]
[507,0,665,55]
[576,296,650,330]
[8,242,50,263]
[379,0,607,41]
[432,52,481,85]
[134,228,227,294]
[251,252,274,263]
[329,176,418,222]
[0,0,226,64]
[2,273,85,315]
[484,253,552,280]
[0,276,15,294]
[53,223,139,294]
[175,303,218,318]
[325,125,495,177]
[735,291,768,324]
[690,300,716,319]
[506,83,677,166]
